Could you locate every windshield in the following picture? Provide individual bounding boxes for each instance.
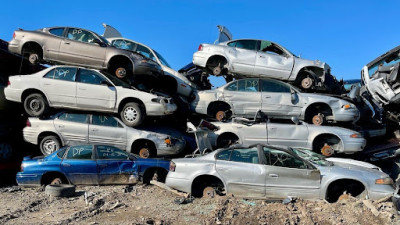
[154,50,171,68]
[368,51,400,77]
[292,148,332,166]
[100,71,131,89]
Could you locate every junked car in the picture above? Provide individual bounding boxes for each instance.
[4,66,177,127]
[192,78,359,125]
[166,144,394,202]
[23,111,185,158]
[17,144,170,186]
[8,26,163,79]
[102,24,197,99]
[207,114,366,156]
[193,25,335,91]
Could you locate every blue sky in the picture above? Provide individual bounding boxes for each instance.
[1,1,399,87]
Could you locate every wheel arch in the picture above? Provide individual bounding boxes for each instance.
[40,171,69,186]
[131,138,157,154]
[303,102,333,121]
[21,41,43,56]
[21,89,49,105]
[312,133,344,152]
[216,132,240,148]
[205,54,229,67]
[324,178,366,202]
[38,131,64,146]
[118,97,146,114]
[294,66,325,83]
[191,174,226,196]
[207,101,232,117]
[142,166,169,184]
[107,55,134,71]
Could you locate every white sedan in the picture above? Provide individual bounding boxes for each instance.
[5,66,177,127]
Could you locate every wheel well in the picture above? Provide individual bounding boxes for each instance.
[325,179,365,203]
[21,89,46,103]
[38,132,62,146]
[118,98,146,114]
[312,133,343,152]
[22,42,43,56]
[191,175,225,197]
[216,132,239,148]
[296,67,324,83]
[142,167,168,184]
[131,139,156,154]
[207,101,231,117]
[206,55,228,68]
[40,172,68,186]
[108,55,133,71]
[305,103,332,121]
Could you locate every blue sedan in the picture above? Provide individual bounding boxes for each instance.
[17,144,170,186]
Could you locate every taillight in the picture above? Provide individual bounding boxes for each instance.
[26,119,31,127]
[198,44,203,51]
[169,161,176,172]
[12,32,15,39]
[7,80,10,86]
[20,163,24,172]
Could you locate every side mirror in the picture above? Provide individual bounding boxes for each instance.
[291,117,300,125]
[291,90,298,104]
[93,39,106,47]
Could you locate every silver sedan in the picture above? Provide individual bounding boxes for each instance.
[166,144,394,202]
[192,78,359,125]
[23,112,185,158]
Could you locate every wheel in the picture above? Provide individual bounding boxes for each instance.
[40,136,61,156]
[50,178,63,185]
[115,67,127,78]
[134,142,156,159]
[120,102,144,127]
[215,110,226,121]
[139,147,151,158]
[28,53,40,65]
[320,144,334,157]
[212,63,222,76]
[313,137,339,157]
[217,134,239,148]
[312,113,325,126]
[214,108,231,121]
[23,93,49,117]
[45,184,75,197]
[203,186,216,198]
[301,77,313,89]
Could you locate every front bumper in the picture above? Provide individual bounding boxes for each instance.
[133,61,163,77]
[146,102,177,116]
[339,136,366,154]
[332,108,360,123]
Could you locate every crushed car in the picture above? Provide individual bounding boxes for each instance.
[192,78,359,125]
[192,25,342,92]
[166,144,395,202]
[23,111,185,158]
[4,66,177,127]
[17,144,170,186]
[207,112,366,156]
[8,26,163,79]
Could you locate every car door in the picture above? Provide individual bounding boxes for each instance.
[260,79,302,117]
[45,27,65,60]
[89,114,127,150]
[266,121,309,148]
[61,145,98,185]
[215,147,266,198]
[39,67,77,107]
[254,41,294,80]
[225,40,258,75]
[53,112,89,146]
[96,145,137,185]
[59,28,106,67]
[232,122,268,145]
[76,68,117,110]
[263,147,320,199]
[222,79,261,116]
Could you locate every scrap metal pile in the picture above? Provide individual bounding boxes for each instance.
[0,24,400,206]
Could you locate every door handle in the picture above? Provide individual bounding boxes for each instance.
[79,88,86,90]
[234,126,243,129]
[91,128,98,132]
[62,163,71,167]
[269,174,279,178]
[224,95,232,97]
[64,42,70,45]
[264,96,271,98]
[58,125,65,128]
[259,55,265,58]
[43,83,51,86]
[269,127,277,130]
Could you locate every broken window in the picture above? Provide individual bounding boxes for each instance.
[216,149,232,160]
[263,147,307,169]
[260,41,285,56]
[230,148,259,164]
[261,79,290,93]
[227,40,257,51]
[136,44,156,61]
[225,81,238,91]
[238,79,259,92]
[112,39,136,51]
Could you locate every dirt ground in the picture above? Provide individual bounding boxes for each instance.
[0,184,398,225]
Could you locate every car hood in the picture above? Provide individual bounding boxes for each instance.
[295,57,329,70]
[326,157,382,171]
[215,25,232,44]
[102,23,122,39]
[366,45,400,69]
[318,159,387,178]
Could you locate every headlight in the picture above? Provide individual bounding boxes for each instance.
[375,178,393,185]
[165,137,172,146]
[350,133,362,138]
[342,104,351,109]
[151,97,164,103]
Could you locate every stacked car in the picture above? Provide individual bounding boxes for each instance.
[1,23,399,204]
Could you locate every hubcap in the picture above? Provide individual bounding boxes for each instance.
[215,111,225,121]
[115,67,127,78]
[29,98,42,112]
[43,140,57,155]
[139,148,150,158]
[312,113,324,125]
[123,107,138,122]
[321,144,334,157]
[203,187,215,198]
[301,77,313,89]
[28,54,39,64]
[213,64,222,76]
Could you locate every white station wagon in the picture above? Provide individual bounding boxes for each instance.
[4,66,177,127]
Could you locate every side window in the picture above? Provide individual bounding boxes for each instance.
[225,81,238,91]
[66,145,93,160]
[44,67,77,81]
[78,69,106,85]
[216,149,232,160]
[49,28,64,37]
[227,41,237,47]
[264,147,307,169]
[260,41,285,56]
[238,79,259,92]
[58,112,88,123]
[96,145,128,160]
[67,28,98,44]
[261,80,290,93]
[230,148,259,164]
[234,40,257,50]
[136,44,152,59]
[92,115,121,127]
[111,39,136,51]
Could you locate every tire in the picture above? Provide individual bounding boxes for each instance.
[300,76,313,89]
[120,102,144,127]
[23,93,49,117]
[134,142,156,159]
[40,136,61,156]
[45,184,75,197]
[312,136,339,157]
[23,46,42,65]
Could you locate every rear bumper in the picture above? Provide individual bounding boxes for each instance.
[16,173,41,186]
[23,128,39,145]
[192,52,208,68]
[4,87,22,103]
[8,39,21,55]
[165,175,192,193]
